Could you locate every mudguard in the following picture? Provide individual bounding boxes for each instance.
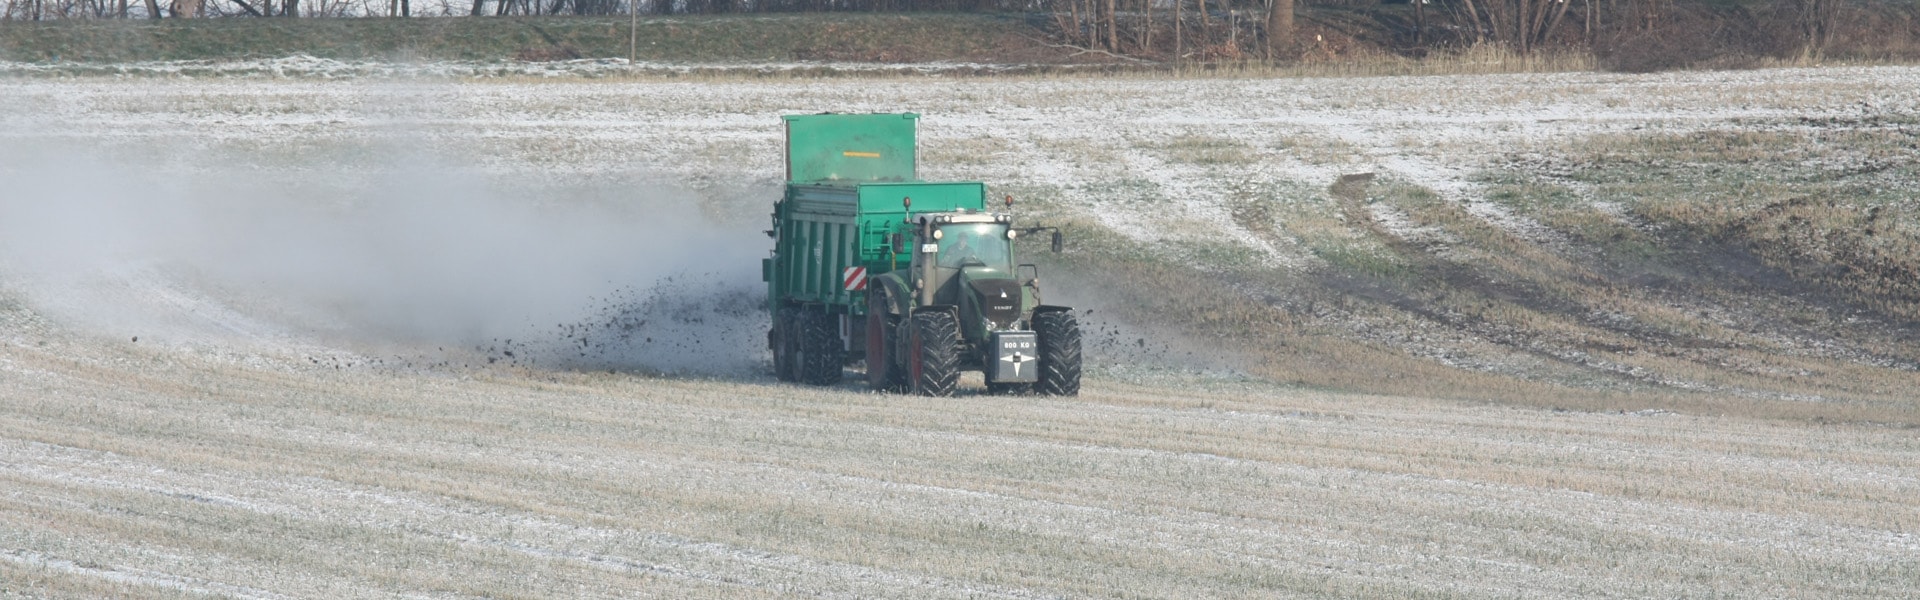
[871,274,914,318]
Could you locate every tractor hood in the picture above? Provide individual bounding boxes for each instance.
[962,267,1023,330]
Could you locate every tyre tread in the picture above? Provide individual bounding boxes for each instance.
[911,311,960,397]
[800,308,844,386]
[1034,310,1082,396]
[773,306,800,382]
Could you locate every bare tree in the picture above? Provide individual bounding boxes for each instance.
[1792,0,1838,58]
[1267,0,1292,58]
[1104,0,1115,51]
[1175,0,1183,60]
[1451,0,1575,53]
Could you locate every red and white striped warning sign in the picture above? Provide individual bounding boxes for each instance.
[843,266,868,291]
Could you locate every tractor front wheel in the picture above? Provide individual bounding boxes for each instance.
[909,311,959,397]
[1034,309,1081,396]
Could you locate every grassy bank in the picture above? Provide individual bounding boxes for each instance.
[0,13,1064,63]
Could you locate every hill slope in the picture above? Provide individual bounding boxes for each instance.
[0,13,1079,64]
[7,68,1920,420]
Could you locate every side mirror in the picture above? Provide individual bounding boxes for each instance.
[890,233,905,254]
[1050,231,1064,253]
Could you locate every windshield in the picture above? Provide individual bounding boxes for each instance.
[936,223,1012,271]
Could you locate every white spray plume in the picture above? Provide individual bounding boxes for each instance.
[0,136,771,374]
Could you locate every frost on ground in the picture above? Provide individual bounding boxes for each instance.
[4,67,1920,598]
[1,337,1916,598]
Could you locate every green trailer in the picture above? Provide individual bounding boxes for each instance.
[764,113,1081,396]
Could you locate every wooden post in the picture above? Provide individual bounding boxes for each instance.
[1415,0,1425,48]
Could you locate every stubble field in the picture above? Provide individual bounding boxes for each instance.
[3,67,1919,598]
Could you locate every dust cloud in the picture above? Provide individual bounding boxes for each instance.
[0,137,771,375]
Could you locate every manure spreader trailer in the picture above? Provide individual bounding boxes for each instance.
[764,113,1080,396]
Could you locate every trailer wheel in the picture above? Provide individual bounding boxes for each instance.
[1034,310,1081,397]
[909,310,959,397]
[773,306,801,382]
[800,308,844,386]
[866,290,907,392]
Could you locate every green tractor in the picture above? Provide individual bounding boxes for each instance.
[764,113,1080,396]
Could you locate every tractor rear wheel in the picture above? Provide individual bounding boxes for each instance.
[800,308,844,386]
[909,310,959,397]
[1034,310,1081,396]
[867,290,907,392]
[772,306,800,382]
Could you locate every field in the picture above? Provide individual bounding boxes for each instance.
[4,67,1920,597]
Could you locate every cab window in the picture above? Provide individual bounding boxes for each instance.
[936,223,1011,271]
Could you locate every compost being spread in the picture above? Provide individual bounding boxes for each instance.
[764,113,1081,396]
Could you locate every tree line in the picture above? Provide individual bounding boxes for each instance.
[1045,0,1877,62]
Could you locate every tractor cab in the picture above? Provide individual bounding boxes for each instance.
[911,212,1015,278]
[932,218,1013,272]
[905,211,1028,339]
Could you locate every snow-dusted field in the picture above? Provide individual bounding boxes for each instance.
[4,68,1920,597]
[9,65,1915,257]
